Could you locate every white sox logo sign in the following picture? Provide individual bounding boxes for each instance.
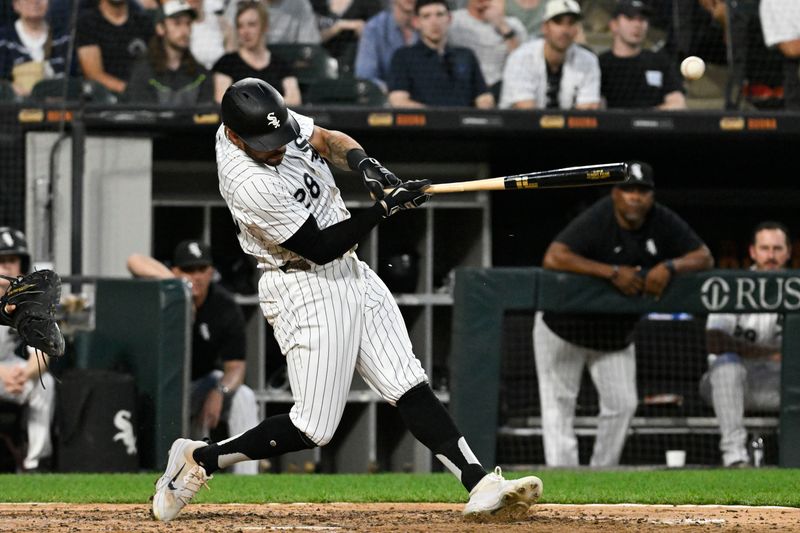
[701,276,800,311]
[267,112,281,129]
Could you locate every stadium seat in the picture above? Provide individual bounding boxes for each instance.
[269,44,338,86]
[29,78,118,104]
[304,78,386,107]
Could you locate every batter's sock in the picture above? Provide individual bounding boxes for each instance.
[192,413,315,474]
[397,383,487,492]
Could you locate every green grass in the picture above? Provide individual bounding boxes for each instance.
[1,470,798,507]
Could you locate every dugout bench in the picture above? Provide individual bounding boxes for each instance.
[450,268,799,468]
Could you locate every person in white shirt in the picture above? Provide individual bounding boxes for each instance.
[499,0,600,109]
[448,0,527,98]
[186,0,234,70]
[759,0,800,109]
[700,221,789,467]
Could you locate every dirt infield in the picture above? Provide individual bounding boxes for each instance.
[0,503,798,532]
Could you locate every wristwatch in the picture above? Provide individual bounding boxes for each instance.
[216,383,232,395]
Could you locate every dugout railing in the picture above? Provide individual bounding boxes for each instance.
[450,268,800,468]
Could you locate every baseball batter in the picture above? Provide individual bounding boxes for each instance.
[152,78,542,521]
[700,221,787,467]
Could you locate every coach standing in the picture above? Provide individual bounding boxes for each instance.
[533,162,713,467]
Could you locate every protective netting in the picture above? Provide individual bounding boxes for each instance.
[497,311,780,467]
[1,0,798,110]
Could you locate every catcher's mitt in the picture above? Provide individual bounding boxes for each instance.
[0,270,65,357]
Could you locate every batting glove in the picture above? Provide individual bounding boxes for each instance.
[379,180,431,217]
[346,149,401,200]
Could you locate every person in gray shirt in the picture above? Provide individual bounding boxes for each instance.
[449,0,526,98]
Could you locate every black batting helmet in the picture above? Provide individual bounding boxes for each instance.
[221,78,300,152]
[0,227,30,273]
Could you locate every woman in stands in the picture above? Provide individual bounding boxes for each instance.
[211,1,300,105]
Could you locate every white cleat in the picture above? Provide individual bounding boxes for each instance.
[463,466,543,520]
[152,438,212,521]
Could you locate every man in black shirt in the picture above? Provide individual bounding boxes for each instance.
[127,240,258,474]
[76,0,153,95]
[388,0,493,108]
[534,162,713,467]
[599,0,686,109]
[125,0,213,105]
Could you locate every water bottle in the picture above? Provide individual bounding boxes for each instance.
[751,436,764,468]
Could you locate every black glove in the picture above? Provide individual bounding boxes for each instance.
[0,270,65,356]
[346,148,401,200]
[379,180,431,217]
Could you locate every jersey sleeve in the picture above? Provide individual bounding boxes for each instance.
[552,201,603,256]
[233,175,311,245]
[706,313,736,334]
[657,206,705,257]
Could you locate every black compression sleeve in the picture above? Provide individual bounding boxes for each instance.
[281,204,384,264]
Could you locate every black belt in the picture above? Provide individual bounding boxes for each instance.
[279,259,312,273]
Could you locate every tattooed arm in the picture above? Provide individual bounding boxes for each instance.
[308,125,362,170]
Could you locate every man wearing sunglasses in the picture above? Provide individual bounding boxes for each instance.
[533,161,713,467]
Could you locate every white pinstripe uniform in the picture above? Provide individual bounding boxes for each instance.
[700,313,781,466]
[215,111,427,446]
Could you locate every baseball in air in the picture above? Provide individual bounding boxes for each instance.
[680,56,705,81]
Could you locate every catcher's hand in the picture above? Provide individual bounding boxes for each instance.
[379,180,431,217]
[0,270,65,357]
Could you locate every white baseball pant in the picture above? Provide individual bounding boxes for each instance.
[0,357,55,470]
[533,312,638,467]
[260,254,427,447]
[699,355,780,466]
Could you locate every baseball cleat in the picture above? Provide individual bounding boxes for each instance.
[151,438,212,521]
[463,466,543,520]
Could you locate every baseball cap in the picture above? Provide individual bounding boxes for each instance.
[173,240,212,269]
[623,161,655,188]
[157,0,197,22]
[612,0,653,18]
[544,0,582,22]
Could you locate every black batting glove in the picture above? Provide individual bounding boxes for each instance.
[378,180,431,217]
[346,148,401,200]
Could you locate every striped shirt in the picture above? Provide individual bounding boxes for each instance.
[215,110,351,271]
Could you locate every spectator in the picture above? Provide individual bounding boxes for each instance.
[354,0,417,92]
[0,0,70,97]
[499,0,600,109]
[76,0,153,95]
[312,0,383,75]
[0,227,55,472]
[599,0,686,109]
[224,0,321,45]
[534,162,713,467]
[700,221,788,467]
[212,1,300,104]
[760,0,800,109]
[127,240,259,475]
[448,0,527,100]
[388,0,493,108]
[505,0,546,38]
[125,0,213,105]
[186,0,234,70]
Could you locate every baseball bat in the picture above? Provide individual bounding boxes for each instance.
[398,162,631,195]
